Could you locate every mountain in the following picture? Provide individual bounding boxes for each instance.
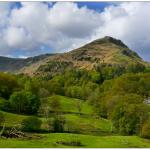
[0,36,149,76]
[20,36,148,76]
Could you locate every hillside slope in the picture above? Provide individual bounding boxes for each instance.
[20,36,148,76]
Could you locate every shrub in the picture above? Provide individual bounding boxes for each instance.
[21,116,42,132]
[0,112,5,126]
[53,115,66,133]
[141,120,150,139]
[49,96,61,112]
[0,97,6,109]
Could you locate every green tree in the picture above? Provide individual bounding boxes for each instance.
[21,116,42,132]
[0,97,5,109]
[25,92,40,115]
[111,103,148,135]
[24,79,40,96]
[9,91,40,114]
[0,112,5,126]
[38,88,50,98]
[0,73,19,99]
[141,120,150,139]
[90,71,101,83]
[76,101,82,114]
[49,96,61,112]
[9,91,28,114]
[53,115,66,133]
[47,80,64,95]
[126,63,145,73]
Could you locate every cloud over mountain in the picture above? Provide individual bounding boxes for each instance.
[0,2,150,61]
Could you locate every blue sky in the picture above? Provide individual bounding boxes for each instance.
[12,2,111,11]
[77,2,111,11]
[0,2,150,61]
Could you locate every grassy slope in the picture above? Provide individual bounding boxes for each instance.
[64,114,112,135]
[0,110,28,128]
[46,95,93,114]
[0,133,150,148]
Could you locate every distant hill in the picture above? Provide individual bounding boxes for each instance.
[0,54,54,73]
[0,36,149,75]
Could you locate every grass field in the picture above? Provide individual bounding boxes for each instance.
[0,133,150,148]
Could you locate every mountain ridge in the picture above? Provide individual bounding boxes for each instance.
[0,36,149,75]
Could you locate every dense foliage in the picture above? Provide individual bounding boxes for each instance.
[0,62,149,138]
[0,73,20,99]
[9,91,40,114]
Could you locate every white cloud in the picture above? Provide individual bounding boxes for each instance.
[0,2,150,61]
[4,27,28,47]
[0,2,11,27]
[4,2,102,54]
[48,2,101,38]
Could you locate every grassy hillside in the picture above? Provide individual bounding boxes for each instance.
[0,95,112,136]
[44,95,93,114]
[0,111,28,127]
